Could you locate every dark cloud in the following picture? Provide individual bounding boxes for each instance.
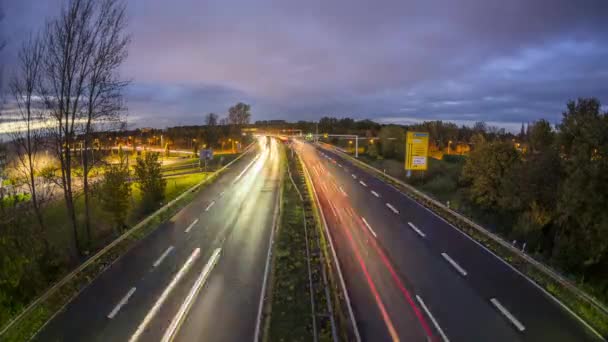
[2,0,608,129]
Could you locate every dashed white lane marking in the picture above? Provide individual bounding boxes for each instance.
[359,180,367,187]
[161,248,221,342]
[219,191,225,197]
[205,201,215,211]
[153,246,175,268]
[107,287,136,319]
[371,190,380,198]
[407,222,426,238]
[362,217,377,238]
[352,174,357,179]
[490,298,526,332]
[441,252,467,277]
[338,163,342,168]
[184,219,199,233]
[329,202,339,218]
[129,248,201,342]
[416,295,450,342]
[386,203,399,214]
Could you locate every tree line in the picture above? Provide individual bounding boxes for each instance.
[462,98,608,297]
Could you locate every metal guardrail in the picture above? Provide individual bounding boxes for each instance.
[297,150,361,342]
[320,143,608,339]
[0,142,255,338]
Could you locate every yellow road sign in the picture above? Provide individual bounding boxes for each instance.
[405,132,429,170]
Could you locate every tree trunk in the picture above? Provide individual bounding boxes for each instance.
[83,137,92,245]
[62,142,81,259]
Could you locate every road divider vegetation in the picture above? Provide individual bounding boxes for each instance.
[263,144,341,342]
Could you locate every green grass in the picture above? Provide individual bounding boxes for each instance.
[267,161,313,341]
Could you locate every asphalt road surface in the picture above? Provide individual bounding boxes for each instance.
[295,140,603,342]
[34,137,282,342]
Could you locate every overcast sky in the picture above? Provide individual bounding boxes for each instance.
[2,0,608,130]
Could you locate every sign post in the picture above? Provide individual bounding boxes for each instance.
[199,149,214,172]
[405,132,429,177]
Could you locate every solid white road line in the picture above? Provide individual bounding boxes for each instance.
[441,253,468,277]
[361,217,377,238]
[233,154,260,184]
[339,186,347,196]
[107,287,136,319]
[153,246,175,268]
[205,201,215,211]
[407,222,426,238]
[352,174,357,179]
[184,219,199,233]
[490,298,526,332]
[415,295,450,342]
[371,190,380,198]
[386,203,399,214]
[359,180,367,187]
[161,248,221,342]
[129,248,201,342]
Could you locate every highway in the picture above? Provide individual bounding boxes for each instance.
[295,140,602,342]
[33,137,282,342]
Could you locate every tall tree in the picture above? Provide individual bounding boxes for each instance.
[227,102,251,126]
[528,119,553,153]
[80,0,129,242]
[205,112,218,126]
[9,33,48,245]
[98,153,130,234]
[554,98,608,274]
[204,112,218,147]
[134,152,166,214]
[379,125,405,160]
[461,140,520,210]
[41,0,129,255]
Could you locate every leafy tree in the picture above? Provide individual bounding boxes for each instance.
[134,152,166,214]
[204,113,218,147]
[553,98,608,274]
[461,140,520,210]
[379,125,405,160]
[98,157,131,233]
[528,119,554,153]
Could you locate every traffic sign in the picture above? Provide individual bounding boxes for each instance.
[199,149,213,160]
[405,132,429,171]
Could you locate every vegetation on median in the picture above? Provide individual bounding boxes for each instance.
[266,151,314,341]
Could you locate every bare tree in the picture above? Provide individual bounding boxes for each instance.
[80,0,129,241]
[41,0,129,256]
[204,112,218,126]
[9,33,49,248]
[227,102,251,126]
